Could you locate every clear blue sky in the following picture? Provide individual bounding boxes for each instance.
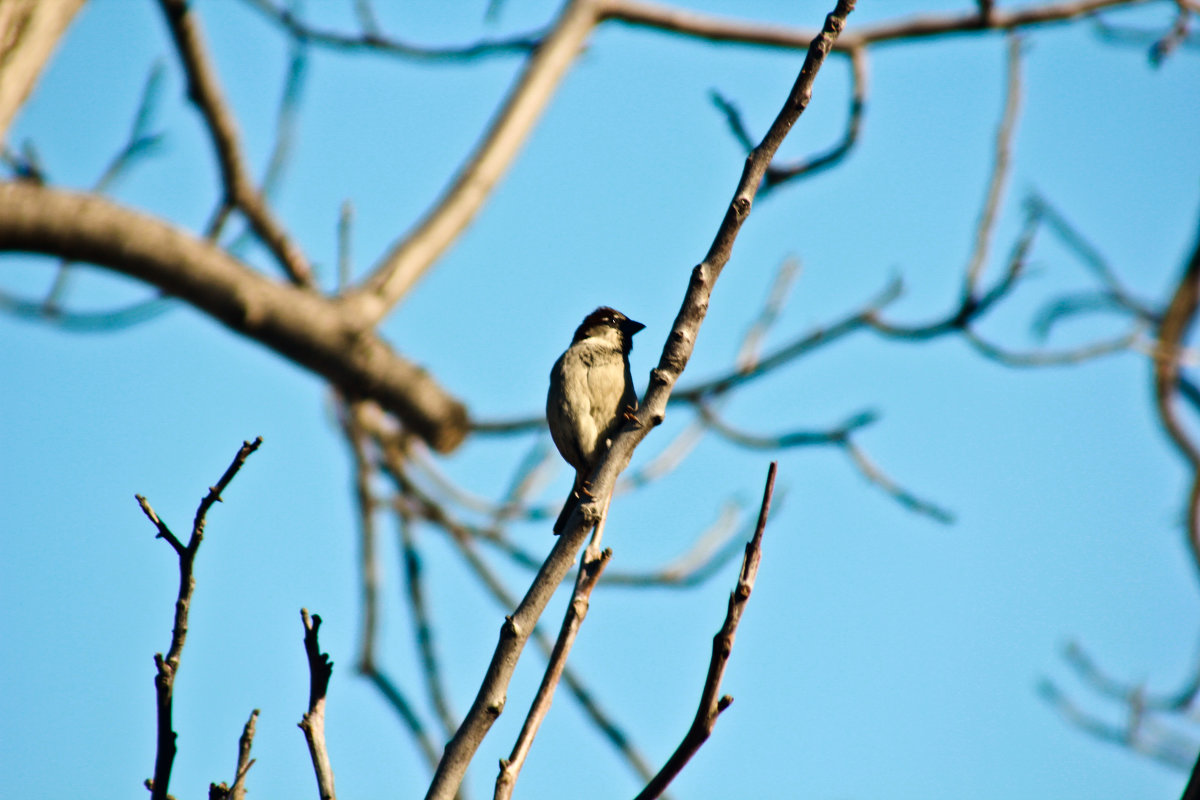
[2,1,1198,798]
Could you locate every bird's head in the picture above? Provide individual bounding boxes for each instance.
[572,307,645,353]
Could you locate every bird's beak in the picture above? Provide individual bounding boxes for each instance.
[622,318,646,337]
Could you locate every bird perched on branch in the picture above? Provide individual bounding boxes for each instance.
[547,307,644,534]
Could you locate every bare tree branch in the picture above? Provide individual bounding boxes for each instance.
[0,182,470,452]
[1039,677,1198,770]
[966,33,1023,293]
[241,0,543,60]
[602,0,1154,52]
[1152,216,1200,575]
[209,709,259,800]
[399,511,459,739]
[495,545,613,799]
[634,461,777,800]
[137,436,264,800]
[300,609,338,800]
[352,0,605,319]
[0,0,87,143]
[340,404,445,771]
[377,441,658,782]
[423,5,854,797]
[157,0,314,286]
[713,47,869,193]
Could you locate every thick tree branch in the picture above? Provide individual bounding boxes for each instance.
[0,182,469,452]
[423,5,854,798]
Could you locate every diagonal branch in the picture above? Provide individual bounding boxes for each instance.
[157,0,314,286]
[422,4,855,797]
[352,0,604,319]
[0,0,87,143]
[634,461,777,800]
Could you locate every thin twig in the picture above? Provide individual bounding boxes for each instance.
[226,37,308,258]
[1038,678,1198,770]
[603,0,1153,52]
[157,0,314,286]
[138,436,263,800]
[1064,638,1200,711]
[965,33,1023,294]
[378,442,657,782]
[299,609,338,800]
[715,47,868,193]
[340,404,444,771]
[338,200,354,291]
[634,461,778,800]
[210,708,259,800]
[399,511,459,739]
[844,439,955,524]
[495,538,614,799]
[241,0,543,60]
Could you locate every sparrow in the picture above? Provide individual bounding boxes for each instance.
[546,307,645,534]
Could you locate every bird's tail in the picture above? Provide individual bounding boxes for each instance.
[552,475,584,535]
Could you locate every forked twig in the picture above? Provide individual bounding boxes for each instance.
[137,436,263,800]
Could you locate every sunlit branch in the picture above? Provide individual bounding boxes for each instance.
[495,541,612,799]
[4,63,168,329]
[352,0,604,320]
[0,183,470,452]
[424,4,855,794]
